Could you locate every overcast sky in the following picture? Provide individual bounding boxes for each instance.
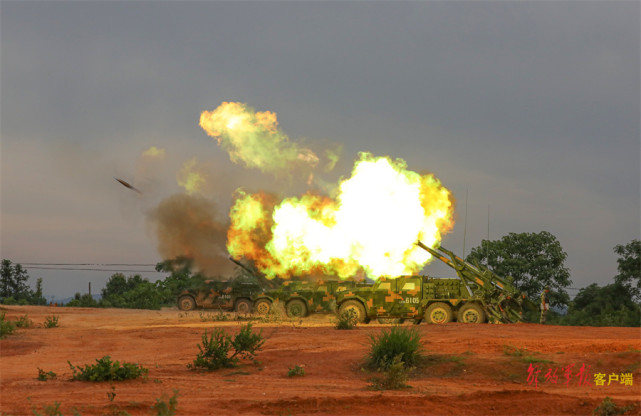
[1,1,639,299]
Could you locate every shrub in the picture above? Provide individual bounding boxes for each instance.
[367,326,423,370]
[37,368,57,381]
[68,356,148,381]
[593,397,633,416]
[188,323,264,371]
[335,309,358,330]
[152,389,180,416]
[368,354,412,390]
[16,314,33,328]
[44,315,59,328]
[287,365,305,377]
[0,312,15,338]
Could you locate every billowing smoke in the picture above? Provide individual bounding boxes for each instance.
[148,193,233,277]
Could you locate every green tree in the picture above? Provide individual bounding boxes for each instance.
[1,260,34,303]
[614,240,640,302]
[155,257,207,301]
[466,231,572,306]
[31,278,47,305]
[557,282,640,327]
[66,292,98,307]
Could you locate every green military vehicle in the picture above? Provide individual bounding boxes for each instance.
[177,279,262,313]
[335,241,533,324]
[253,279,368,318]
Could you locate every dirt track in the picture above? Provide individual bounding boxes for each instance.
[1,305,640,415]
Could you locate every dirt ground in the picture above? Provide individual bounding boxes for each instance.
[1,305,640,416]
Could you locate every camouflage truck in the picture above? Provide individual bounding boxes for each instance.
[335,242,533,324]
[177,279,262,313]
[253,279,368,318]
[336,275,484,324]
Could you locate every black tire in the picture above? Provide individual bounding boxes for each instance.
[235,299,252,314]
[178,295,196,311]
[286,299,308,318]
[338,300,367,323]
[254,299,272,315]
[458,303,486,324]
[424,302,454,324]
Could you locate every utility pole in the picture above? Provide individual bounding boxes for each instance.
[462,188,468,258]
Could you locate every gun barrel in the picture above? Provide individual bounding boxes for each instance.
[416,241,456,269]
[229,257,255,276]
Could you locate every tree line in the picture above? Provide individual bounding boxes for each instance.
[1,234,639,327]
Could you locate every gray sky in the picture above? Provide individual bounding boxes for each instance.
[1,1,639,299]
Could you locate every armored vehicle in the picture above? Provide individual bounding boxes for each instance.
[253,279,368,318]
[335,241,532,324]
[177,279,262,313]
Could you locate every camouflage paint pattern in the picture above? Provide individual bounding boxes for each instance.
[177,279,262,311]
[336,275,478,322]
[253,279,369,317]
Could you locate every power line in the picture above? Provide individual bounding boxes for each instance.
[25,267,162,273]
[19,263,157,266]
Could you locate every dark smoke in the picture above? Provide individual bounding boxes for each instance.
[148,193,233,278]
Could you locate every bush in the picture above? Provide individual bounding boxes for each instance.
[593,397,633,416]
[37,368,57,381]
[15,314,33,328]
[152,389,180,416]
[367,326,423,371]
[0,312,15,338]
[44,315,59,328]
[369,354,412,390]
[335,309,358,330]
[287,365,305,377]
[68,356,148,381]
[188,323,264,371]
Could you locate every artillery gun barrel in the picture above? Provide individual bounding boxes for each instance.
[229,257,255,275]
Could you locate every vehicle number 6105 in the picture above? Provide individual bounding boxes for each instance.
[404,297,419,304]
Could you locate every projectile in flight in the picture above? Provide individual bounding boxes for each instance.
[114,177,142,194]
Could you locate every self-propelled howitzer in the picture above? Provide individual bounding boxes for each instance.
[416,241,534,323]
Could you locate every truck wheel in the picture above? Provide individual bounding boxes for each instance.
[286,299,308,318]
[338,300,367,323]
[178,295,196,311]
[425,302,453,324]
[234,299,252,314]
[254,299,271,315]
[458,303,486,324]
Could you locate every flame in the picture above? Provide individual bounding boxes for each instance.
[199,102,321,175]
[228,152,455,279]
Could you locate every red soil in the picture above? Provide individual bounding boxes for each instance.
[1,305,640,415]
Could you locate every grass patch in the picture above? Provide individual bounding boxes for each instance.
[593,397,633,416]
[44,315,59,328]
[188,323,265,371]
[335,309,358,330]
[287,365,305,377]
[368,354,413,390]
[37,368,57,381]
[503,345,553,365]
[151,389,179,416]
[15,314,34,328]
[367,326,423,370]
[68,356,148,381]
[0,312,15,338]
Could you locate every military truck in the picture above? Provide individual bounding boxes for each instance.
[253,279,368,318]
[335,241,532,324]
[177,279,262,313]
